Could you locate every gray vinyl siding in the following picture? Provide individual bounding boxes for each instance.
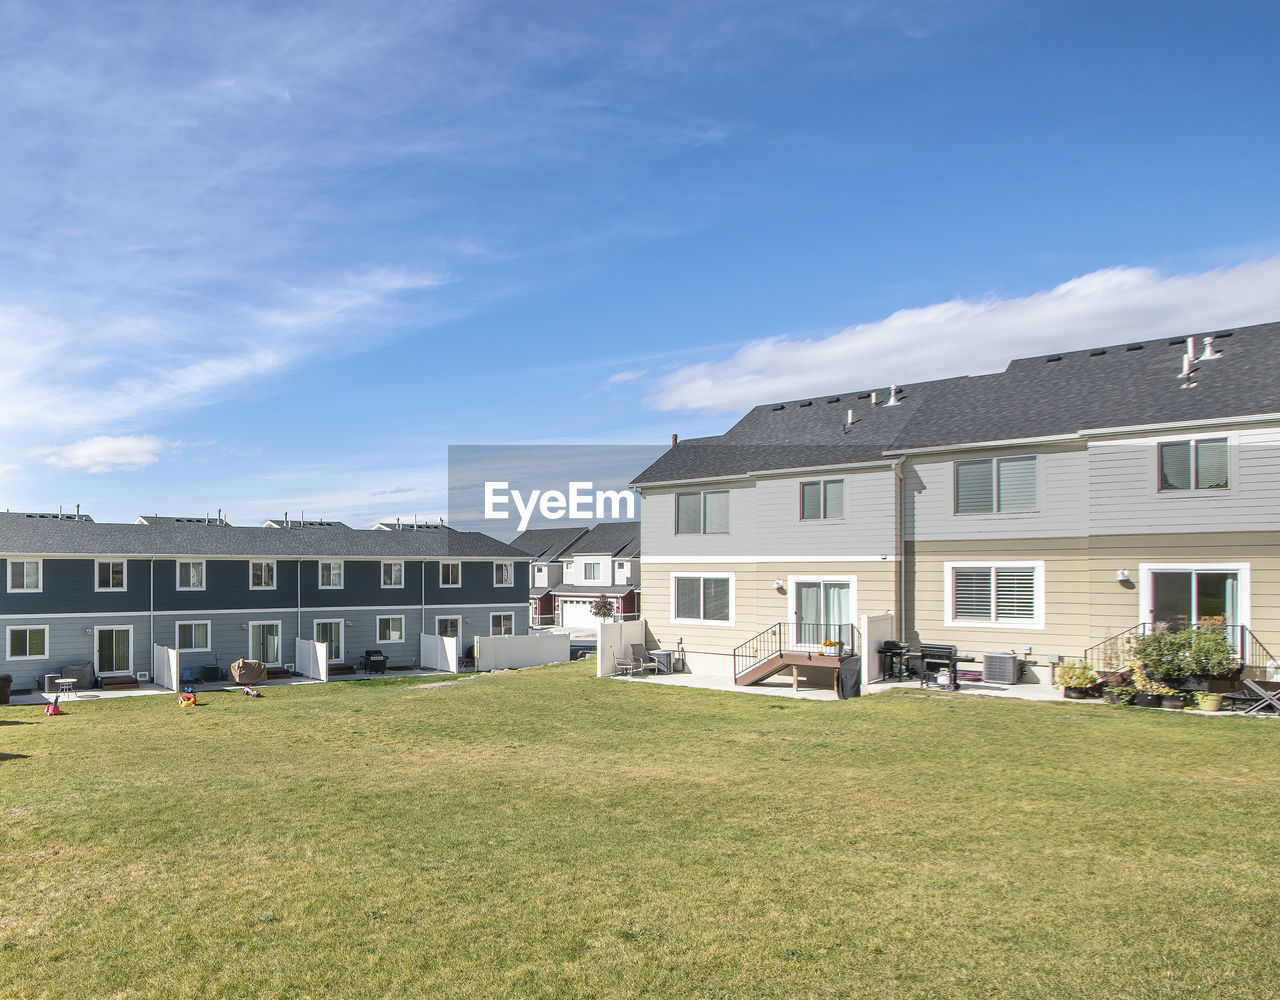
[904,446,1090,542]
[0,613,155,690]
[641,468,897,560]
[1087,425,1280,535]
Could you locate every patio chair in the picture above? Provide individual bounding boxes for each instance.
[1242,679,1280,715]
[629,644,659,677]
[613,653,636,677]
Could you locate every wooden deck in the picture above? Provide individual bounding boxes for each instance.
[735,650,846,690]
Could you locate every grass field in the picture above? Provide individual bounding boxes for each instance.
[2,663,1279,999]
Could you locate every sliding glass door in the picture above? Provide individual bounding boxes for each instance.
[95,626,132,675]
[794,580,852,647]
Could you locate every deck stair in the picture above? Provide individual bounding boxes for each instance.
[733,622,860,687]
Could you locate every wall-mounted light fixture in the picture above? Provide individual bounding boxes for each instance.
[241,623,248,631]
[1115,569,1130,582]
[84,627,92,635]
[773,579,785,591]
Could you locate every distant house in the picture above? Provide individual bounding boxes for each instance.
[510,526,589,626]
[552,522,641,629]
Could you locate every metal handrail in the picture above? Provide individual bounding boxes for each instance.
[1084,621,1278,672]
[732,621,860,679]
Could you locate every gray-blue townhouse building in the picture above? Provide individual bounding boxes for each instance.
[0,512,530,689]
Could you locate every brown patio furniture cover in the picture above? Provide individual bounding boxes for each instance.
[229,658,268,684]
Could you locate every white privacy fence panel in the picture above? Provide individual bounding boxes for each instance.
[420,633,459,672]
[152,644,179,691]
[860,612,895,682]
[295,638,328,681]
[476,632,569,671]
[598,619,647,677]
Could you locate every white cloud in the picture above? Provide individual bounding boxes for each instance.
[36,435,172,474]
[605,369,647,384]
[654,257,1280,413]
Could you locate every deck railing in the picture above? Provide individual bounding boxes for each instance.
[732,621,859,680]
[1084,622,1278,673]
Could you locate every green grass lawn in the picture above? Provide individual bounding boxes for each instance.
[2,663,1279,999]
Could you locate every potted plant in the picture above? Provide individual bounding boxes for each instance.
[1160,689,1189,710]
[1131,665,1167,708]
[1194,690,1224,713]
[1054,660,1098,700]
[1103,685,1135,706]
[1182,620,1242,692]
[1132,627,1191,687]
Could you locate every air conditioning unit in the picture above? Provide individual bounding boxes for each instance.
[983,652,1020,685]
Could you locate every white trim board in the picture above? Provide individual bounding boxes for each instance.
[641,555,893,564]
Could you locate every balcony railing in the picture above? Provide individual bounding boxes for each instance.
[1084,622,1278,673]
[732,621,859,680]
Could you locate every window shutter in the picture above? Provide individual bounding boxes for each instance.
[823,479,844,519]
[955,461,994,513]
[1159,441,1191,490]
[996,457,1037,512]
[702,577,731,621]
[702,491,730,534]
[1195,438,1229,489]
[675,577,701,619]
[800,482,821,520]
[953,568,993,619]
[676,493,702,533]
[995,568,1036,620]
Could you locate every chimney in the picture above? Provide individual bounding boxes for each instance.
[672,433,678,446]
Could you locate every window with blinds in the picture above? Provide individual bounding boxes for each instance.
[673,575,732,622]
[800,479,844,520]
[1160,438,1228,491]
[955,457,1038,513]
[676,490,730,534]
[951,566,1037,623]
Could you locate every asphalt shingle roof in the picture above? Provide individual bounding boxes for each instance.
[560,521,640,558]
[632,322,1280,484]
[509,526,590,561]
[0,513,527,559]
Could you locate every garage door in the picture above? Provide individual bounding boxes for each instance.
[560,599,597,629]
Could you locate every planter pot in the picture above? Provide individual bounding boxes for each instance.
[1196,693,1224,712]
[1161,694,1188,710]
[1104,690,1134,706]
[1063,686,1089,700]
[1133,692,1164,708]
[1184,674,1240,694]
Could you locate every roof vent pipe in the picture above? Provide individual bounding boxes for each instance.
[871,391,878,405]
[58,504,63,518]
[885,384,901,406]
[846,407,853,425]
[1199,335,1222,360]
[1186,336,1197,359]
[75,503,80,519]
[672,433,678,446]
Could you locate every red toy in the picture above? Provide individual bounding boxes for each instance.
[178,692,197,708]
[44,696,62,716]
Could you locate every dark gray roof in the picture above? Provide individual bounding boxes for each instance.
[632,321,1280,484]
[0,512,527,559]
[560,521,640,558]
[551,583,637,597]
[509,526,590,561]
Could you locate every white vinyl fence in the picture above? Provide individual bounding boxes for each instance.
[860,612,895,682]
[420,633,460,672]
[476,632,569,671]
[152,644,179,691]
[295,638,328,682]
[597,618,647,677]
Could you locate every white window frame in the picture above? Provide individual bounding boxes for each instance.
[177,559,206,592]
[93,624,135,675]
[6,559,43,593]
[175,620,212,652]
[490,612,514,636]
[494,561,514,587]
[582,561,602,582]
[377,614,406,644]
[1155,435,1233,494]
[1137,562,1252,630]
[439,561,461,588]
[6,625,50,661]
[313,619,344,663]
[675,489,730,535]
[93,559,128,592]
[435,615,461,639]
[249,560,277,590]
[249,620,283,665]
[381,560,405,589]
[669,572,736,627]
[319,560,344,589]
[943,561,1045,629]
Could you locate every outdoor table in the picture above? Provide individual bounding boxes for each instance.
[54,677,78,700]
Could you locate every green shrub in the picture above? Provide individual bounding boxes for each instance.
[1054,660,1098,689]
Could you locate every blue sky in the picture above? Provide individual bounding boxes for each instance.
[2,0,1279,527]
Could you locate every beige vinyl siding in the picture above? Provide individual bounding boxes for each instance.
[1087,424,1280,535]
[641,466,898,561]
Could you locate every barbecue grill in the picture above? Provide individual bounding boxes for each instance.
[878,639,913,680]
[919,643,960,690]
[362,649,388,674]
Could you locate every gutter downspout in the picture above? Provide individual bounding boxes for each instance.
[296,561,301,657]
[893,456,906,645]
[149,557,155,674]
[421,559,427,645]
